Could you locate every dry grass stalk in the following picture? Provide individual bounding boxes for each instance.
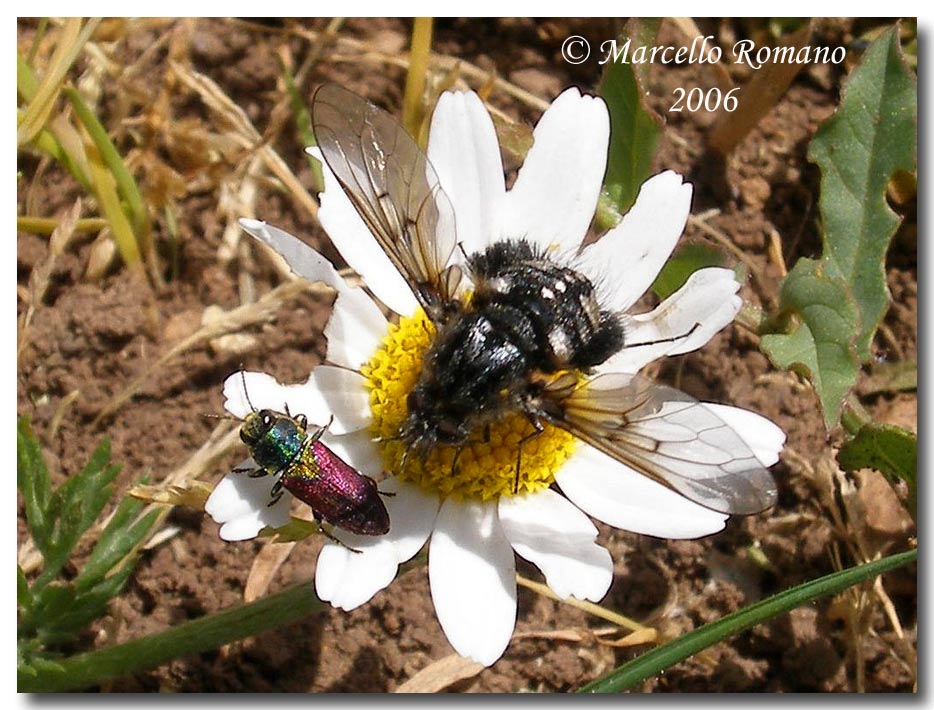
[93,278,321,424]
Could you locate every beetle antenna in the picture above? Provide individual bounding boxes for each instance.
[239,368,258,413]
[201,412,240,422]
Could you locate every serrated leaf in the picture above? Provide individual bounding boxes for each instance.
[807,26,916,360]
[651,242,727,300]
[837,423,916,517]
[32,439,120,592]
[76,495,160,592]
[57,570,133,635]
[27,581,77,633]
[22,655,66,677]
[760,258,861,428]
[18,566,32,610]
[17,417,52,555]
[598,18,663,219]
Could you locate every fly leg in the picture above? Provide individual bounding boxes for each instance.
[514,417,545,494]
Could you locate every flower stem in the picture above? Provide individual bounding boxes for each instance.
[18,581,325,692]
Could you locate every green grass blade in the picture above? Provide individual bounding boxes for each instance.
[66,86,150,243]
[17,18,100,145]
[85,144,143,270]
[16,51,40,100]
[578,548,916,692]
[18,580,327,692]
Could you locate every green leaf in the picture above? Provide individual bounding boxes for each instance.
[837,423,916,516]
[650,242,727,300]
[18,566,32,611]
[807,26,916,360]
[578,548,916,693]
[861,359,917,395]
[598,18,663,220]
[760,258,861,427]
[76,490,159,592]
[25,581,77,637]
[55,571,132,635]
[17,417,52,555]
[33,439,120,591]
[21,655,66,681]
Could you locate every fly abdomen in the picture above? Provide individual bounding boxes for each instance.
[469,239,624,371]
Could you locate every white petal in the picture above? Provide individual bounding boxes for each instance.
[223,370,281,419]
[499,489,612,602]
[323,283,388,371]
[295,366,371,434]
[604,267,741,374]
[429,498,516,666]
[555,445,728,539]
[315,478,439,610]
[315,537,398,611]
[205,466,292,541]
[306,147,419,317]
[239,218,343,290]
[577,171,693,312]
[427,91,506,255]
[500,88,609,253]
[703,404,786,466]
[238,219,387,370]
[223,368,371,434]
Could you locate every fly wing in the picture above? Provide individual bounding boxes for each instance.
[311,84,461,320]
[545,373,778,514]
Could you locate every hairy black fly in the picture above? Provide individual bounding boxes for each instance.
[309,84,777,515]
[402,238,624,451]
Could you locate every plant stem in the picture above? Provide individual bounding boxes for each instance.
[19,580,325,692]
[403,17,433,143]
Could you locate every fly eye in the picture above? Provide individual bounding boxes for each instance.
[261,412,273,427]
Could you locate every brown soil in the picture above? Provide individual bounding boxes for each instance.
[17,18,916,693]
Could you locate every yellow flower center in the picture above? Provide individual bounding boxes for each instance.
[361,308,578,501]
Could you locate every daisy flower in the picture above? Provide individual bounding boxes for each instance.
[206,87,785,666]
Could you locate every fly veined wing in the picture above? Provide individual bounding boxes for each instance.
[545,372,778,514]
[311,85,461,320]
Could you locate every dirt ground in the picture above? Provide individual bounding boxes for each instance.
[16,18,917,692]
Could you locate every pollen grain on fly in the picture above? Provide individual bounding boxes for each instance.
[362,308,578,501]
